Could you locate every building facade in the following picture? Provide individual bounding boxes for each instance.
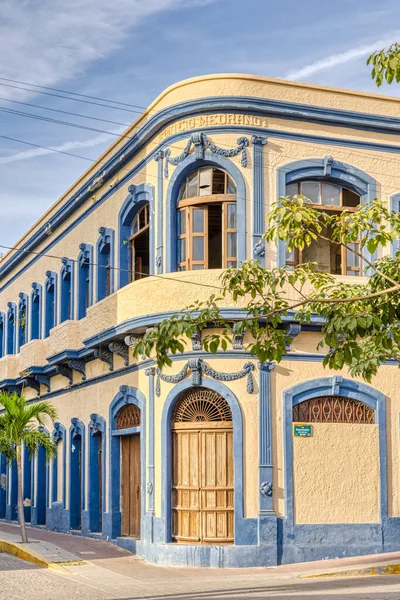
[0,74,399,567]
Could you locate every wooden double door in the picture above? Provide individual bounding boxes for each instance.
[172,422,234,544]
[121,434,141,538]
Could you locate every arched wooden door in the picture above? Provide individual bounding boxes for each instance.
[118,404,141,538]
[172,388,234,544]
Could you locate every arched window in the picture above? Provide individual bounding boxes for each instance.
[293,396,375,424]
[30,283,42,340]
[177,167,237,270]
[97,227,114,301]
[44,271,57,338]
[6,302,16,355]
[130,204,149,281]
[77,244,93,320]
[60,259,74,323]
[285,181,361,275]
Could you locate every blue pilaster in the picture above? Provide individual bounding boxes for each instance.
[258,362,277,555]
[154,151,164,274]
[252,136,268,265]
[258,362,275,513]
[145,368,155,517]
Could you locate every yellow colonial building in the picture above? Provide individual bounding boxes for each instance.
[0,73,399,567]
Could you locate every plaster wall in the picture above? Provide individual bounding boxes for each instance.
[293,423,379,524]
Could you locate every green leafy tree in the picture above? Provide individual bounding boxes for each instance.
[368,43,400,86]
[0,392,57,543]
[132,197,400,383]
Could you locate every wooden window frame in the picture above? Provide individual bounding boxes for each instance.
[286,181,362,276]
[179,168,235,201]
[177,198,237,271]
[129,205,150,282]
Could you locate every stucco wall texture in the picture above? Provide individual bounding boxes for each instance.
[0,74,399,552]
[293,423,380,524]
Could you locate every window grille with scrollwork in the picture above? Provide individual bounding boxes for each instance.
[293,396,375,424]
[116,404,141,429]
[172,388,232,422]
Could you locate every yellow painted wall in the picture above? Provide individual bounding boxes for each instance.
[2,74,400,529]
[293,423,379,524]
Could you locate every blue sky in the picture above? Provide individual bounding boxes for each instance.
[1,0,400,248]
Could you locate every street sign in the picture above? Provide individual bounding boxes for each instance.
[293,424,312,437]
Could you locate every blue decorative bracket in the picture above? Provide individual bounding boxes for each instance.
[68,359,86,381]
[94,348,114,371]
[109,342,129,366]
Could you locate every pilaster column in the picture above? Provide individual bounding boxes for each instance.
[154,151,164,274]
[145,367,156,515]
[258,362,275,514]
[252,136,268,265]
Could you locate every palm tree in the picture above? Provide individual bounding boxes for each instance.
[0,391,57,543]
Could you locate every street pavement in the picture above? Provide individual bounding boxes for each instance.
[2,552,400,599]
[2,524,400,599]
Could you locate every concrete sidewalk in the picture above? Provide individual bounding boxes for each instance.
[2,521,400,579]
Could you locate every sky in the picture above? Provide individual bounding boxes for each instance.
[1,0,400,248]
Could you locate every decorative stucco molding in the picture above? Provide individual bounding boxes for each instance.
[163,133,249,178]
[155,358,255,396]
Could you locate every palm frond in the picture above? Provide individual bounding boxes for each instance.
[24,401,58,427]
[23,430,56,462]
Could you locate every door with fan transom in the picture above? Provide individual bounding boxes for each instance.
[172,387,234,544]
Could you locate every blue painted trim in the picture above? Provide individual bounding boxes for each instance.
[3,93,400,282]
[2,121,399,296]
[112,425,141,436]
[23,444,32,522]
[60,258,75,322]
[30,283,42,341]
[52,423,66,507]
[87,414,106,534]
[0,313,5,359]
[390,193,400,256]
[6,459,17,521]
[107,386,146,540]
[276,157,377,270]
[77,244,93,320]
[282,376,387,525]
[161,378,257,546]
[118,183,155,289]
[154,152,164,273]
[258,363,275,516]
[6,302,17,356]
[35,444,47,525]
[18,293,29,352]
[69,418,85,529]
[252,136,268,264]
[96,227,115,301]
[165,155,246,272]
[44,271,58,338]
[83,308,325,349]
[0,454,6,518]
[145,368,155,515]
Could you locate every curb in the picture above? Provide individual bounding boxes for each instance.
[0,538,85,573]
[303,563,400,578]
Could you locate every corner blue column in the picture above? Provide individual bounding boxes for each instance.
[145,367,155,542]
[252,136,268,265]
[258,362,278,557]
[154,151,164,274]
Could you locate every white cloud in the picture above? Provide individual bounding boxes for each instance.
[285,33,400,81]
[0,0,219,100]
[0,128,125,165]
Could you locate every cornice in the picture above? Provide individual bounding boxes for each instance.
[2,95,400,282]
